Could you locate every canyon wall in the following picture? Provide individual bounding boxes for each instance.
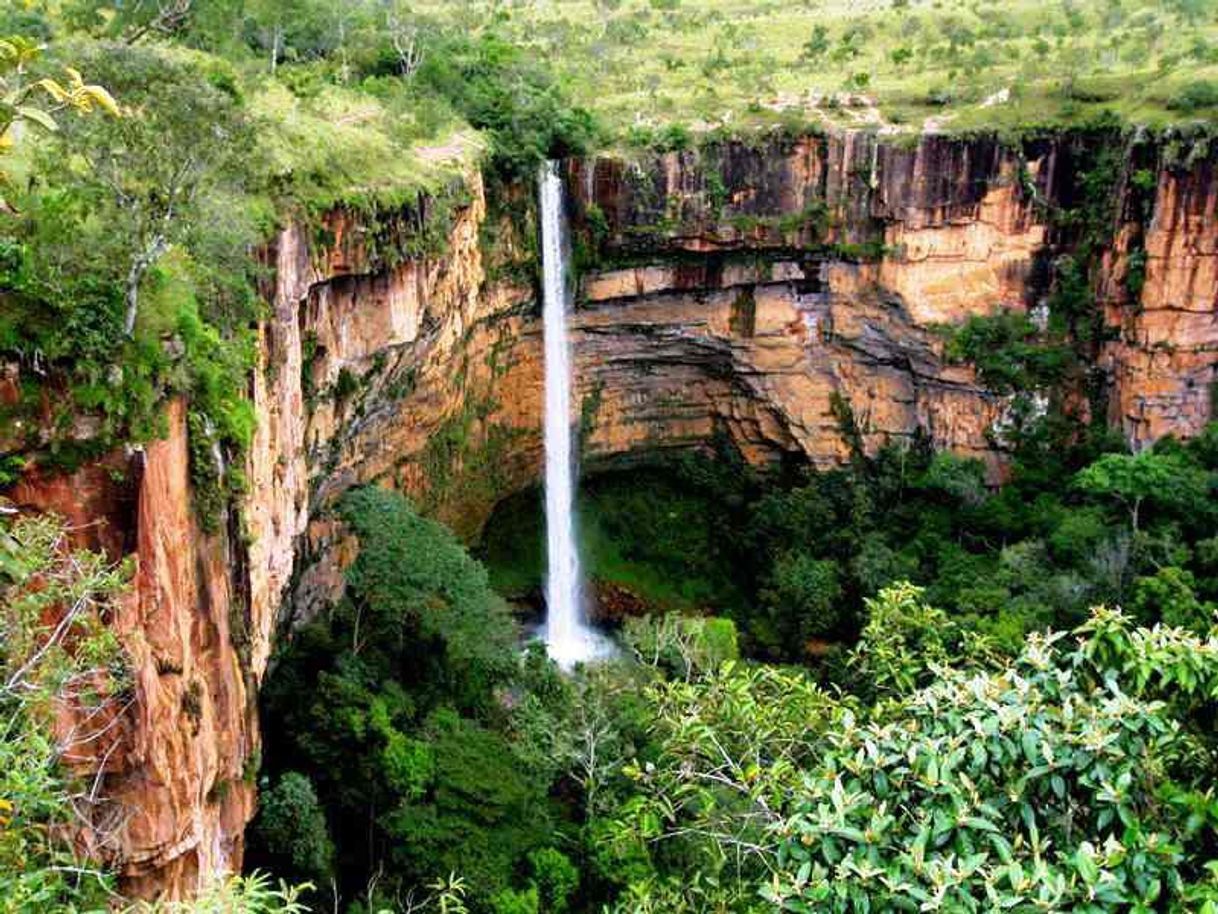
[9,401,254,898]
[3,127,1215,898]
[1101,146,1218,448]
[566,131,1217,467]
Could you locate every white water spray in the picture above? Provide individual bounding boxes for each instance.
[539,161,611,669]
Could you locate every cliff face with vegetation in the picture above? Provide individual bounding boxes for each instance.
[568,131,1217,469]
[5,127,1216,896]
[8,401,255,898]
[1102,149,1218,447]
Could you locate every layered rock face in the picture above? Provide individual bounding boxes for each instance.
[10,401,254,898]
[4,128,1215,898]
[564,133,1049,482]
[567,132,1216,466]
[289,133,1054,544]
[1101,148,1218,448]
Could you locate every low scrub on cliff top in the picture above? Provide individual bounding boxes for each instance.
[416,0,1218,140]
[0,0,595,482]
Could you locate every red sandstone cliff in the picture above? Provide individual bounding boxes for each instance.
[1101,148,1218,448]
[10,401,253,897]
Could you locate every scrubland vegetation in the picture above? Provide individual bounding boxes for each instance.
[418,0,1218,137]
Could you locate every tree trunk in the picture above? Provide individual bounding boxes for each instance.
[124,234,168,337]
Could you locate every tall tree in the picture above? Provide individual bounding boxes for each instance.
[36,45,253,337]
[1075,450,1209,532]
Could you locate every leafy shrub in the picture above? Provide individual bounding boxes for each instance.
[615,659,838,900]
[1168,80,1218,112]
[624,613,739,677]
[491,886,538,914]
[606,591,1218,914]
[944,309,1073,393]
[416,31,599,179]
[850,582,996,698]
[1131,566,1215,632]
[251,772,334,884]
[765,607,1218,912]
[130,873,312,913]
[1075,449,1210,532]
[762,552,843,642]
[918,452,988,506]
[527,847,580,913]
[0,514,130,910]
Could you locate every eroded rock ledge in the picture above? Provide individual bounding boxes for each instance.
[4,126,1216,898]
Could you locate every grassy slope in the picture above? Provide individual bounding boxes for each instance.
[247,79,482,212]
[420,0,1218,141]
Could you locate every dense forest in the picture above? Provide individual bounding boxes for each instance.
[2,0,1218,912]
[254,427,1218,911]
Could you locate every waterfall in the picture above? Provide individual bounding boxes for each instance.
[539,161,610,669]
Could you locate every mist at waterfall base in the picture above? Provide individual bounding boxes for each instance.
[538,161,614,669]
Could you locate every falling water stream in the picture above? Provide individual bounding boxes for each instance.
[539,161,612,669]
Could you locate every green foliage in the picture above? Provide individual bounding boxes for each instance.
[918,452,987,505]
[764,606,1218,912]
[252,772,334,885]
[602,592,1218,913]
[762,552,842,642]
[479,464,748,612]
[802,25,830,61]
[2,42,260,492]
[0,35,117,206]
[1075,449,1210,531]
[527,847,580,914]
[415,31,599,180]
[1169,80,1218,112]
[404,0,1218,138]
[256,488,565,910]
[256,427,1217,913]
[128,873,313,913]
[1131,566,1216,633]
[0,513,129,911]
[491,886,538,914]
[482,425,1218,670]
[944,308,1073,393]
[623,613,739,679]
[849,582,994,699]
[249,79,473,216]
[380,711,557,900]
[609,657,837,907]
[339,486,517,697]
